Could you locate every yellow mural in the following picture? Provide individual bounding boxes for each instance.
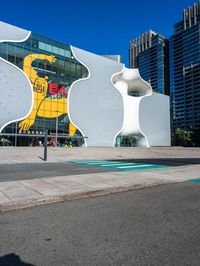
[19,54,76,136]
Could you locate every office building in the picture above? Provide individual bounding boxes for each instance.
[129,30,169,95]
[170,1,200,131]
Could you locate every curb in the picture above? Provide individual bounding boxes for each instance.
[0,180,176,212]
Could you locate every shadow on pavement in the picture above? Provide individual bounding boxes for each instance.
[113,158,200,166]
[0,253,35,266]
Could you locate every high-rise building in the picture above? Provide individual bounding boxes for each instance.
[129,30,169,95]
[170,1,200,131]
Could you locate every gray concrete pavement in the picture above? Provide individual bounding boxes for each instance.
[1,146,200,164]
[1,182,200,266]
[0,147,200,211]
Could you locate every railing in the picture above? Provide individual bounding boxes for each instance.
[0,132,88,161]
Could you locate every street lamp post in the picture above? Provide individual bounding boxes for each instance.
[56,115,58,146]
[15,122,18,147]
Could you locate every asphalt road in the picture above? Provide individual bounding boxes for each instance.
[0,157,200,182]
[0,162,114,182]
[0,181,200,266]
[116,157,200,166]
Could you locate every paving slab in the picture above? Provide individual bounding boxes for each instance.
[46,177,92,192]
[0,191,12,204]
[0,181,43,202]
[20,179,67,197]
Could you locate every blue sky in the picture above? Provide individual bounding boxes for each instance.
[0,0,195,65]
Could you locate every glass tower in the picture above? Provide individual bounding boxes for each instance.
[129,30,169,95]
[170,1,200,131]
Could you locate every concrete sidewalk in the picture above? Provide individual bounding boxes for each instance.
[1,146,200,164]
[0,147,200,211]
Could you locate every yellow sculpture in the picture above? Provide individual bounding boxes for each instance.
[19,54,76,136]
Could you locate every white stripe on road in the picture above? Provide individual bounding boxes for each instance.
[117,164,154,169]
[100,163,138,167]
[86,161,120,165]
[75,161,108,164]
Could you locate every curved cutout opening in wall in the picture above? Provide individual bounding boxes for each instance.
[112,67,151,97]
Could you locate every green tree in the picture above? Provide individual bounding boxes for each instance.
[191,130,200,147]
[172,128,193,147]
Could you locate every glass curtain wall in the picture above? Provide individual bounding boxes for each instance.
[0,33,88,146]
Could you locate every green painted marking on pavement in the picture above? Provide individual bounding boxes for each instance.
[71,160,109,164]
[64,160,169,171]
[188,178,200,183]
[118,164,169,171]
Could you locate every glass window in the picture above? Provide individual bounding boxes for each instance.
[46,44,53,53]
[59,48,65,56]
[39,42,46,50]
[64,50,71,58]
[53,46,59,54]
[70,63,76,78]
[32,39,38,49]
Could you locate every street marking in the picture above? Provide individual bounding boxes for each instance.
[74,160,108,164]
[86,162,120,165]
[188,178,200,183]
[99,163,137,166]
[118,164,154,169]
[65,160,169,171]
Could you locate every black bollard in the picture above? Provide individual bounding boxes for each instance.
[44,129,48,161]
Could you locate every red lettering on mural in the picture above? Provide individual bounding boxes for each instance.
[49,83,68,97]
